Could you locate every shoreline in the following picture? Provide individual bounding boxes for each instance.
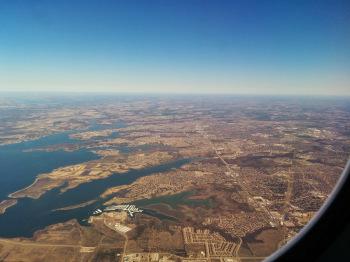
[8,177,43,200]
[52,199,97,212]
[0,199,18,215]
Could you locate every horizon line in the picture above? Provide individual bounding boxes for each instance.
[0,90,349,98]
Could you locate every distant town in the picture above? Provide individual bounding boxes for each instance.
[0,95,349,262]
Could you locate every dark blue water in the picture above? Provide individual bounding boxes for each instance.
[0,133,98,200]
[0,123,189,238]
[0,158,189,238]
[0,120,127,200]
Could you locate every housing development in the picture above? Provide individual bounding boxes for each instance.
[0,95,349,262]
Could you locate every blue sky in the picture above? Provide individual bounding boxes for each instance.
[0,0,349,95]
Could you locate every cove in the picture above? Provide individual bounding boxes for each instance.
[0,158,190,238]
[0,120,126,200]
[0,133,99,201]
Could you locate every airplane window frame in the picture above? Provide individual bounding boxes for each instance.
[265,160,350,261]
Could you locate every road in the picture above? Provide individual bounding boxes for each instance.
[234,236,243,257]
[198,125,279,226]
[120,233,128,262]
[0,238,83,248]
[194,124,283,259]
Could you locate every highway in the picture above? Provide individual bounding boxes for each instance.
[197,124,279,224]
[194,124,281,258]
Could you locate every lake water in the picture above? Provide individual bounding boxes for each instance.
[0,120,126,199]
[0,158,189,238]
[0,124,190,238]
[0,132,98,200]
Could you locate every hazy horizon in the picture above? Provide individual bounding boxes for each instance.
[1,90,350,100]
[1,0,349,96]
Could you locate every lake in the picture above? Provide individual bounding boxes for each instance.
[0,126,189,238]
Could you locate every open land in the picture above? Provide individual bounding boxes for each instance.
[0,95,349,261]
